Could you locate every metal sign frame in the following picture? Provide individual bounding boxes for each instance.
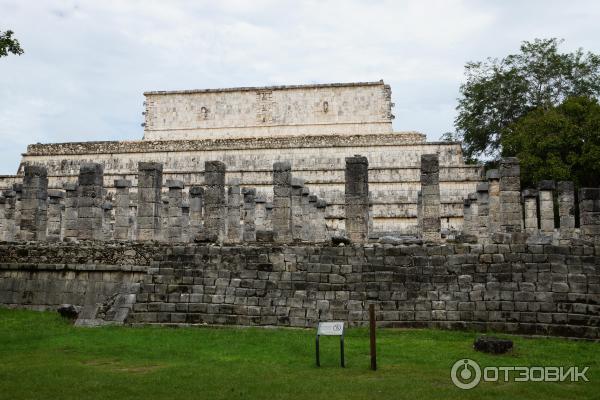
[315,321,345,368]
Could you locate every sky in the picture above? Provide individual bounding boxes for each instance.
[1,0,600,174]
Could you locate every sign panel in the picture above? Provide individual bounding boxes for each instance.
[317,321,344,336]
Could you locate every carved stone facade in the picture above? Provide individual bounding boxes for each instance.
[143,81,394,140]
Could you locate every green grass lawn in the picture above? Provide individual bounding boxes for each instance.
[0,308,598,400]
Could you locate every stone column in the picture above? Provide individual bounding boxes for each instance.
[476,183,489,241]
[204,161,226,242]
[499,157,522,233]
[20,165,49,241]
[226,179,242,243]
[160,195,169,241]
[137,162,163,241]
[167,179,184,242]
[76,163,104,241]
[538,180,555,235]
[468,193,478,236]
[462,198,472,235]
[265,202,273,231]
[13,183,22,239]
[291,178,305,242]
[300,188,311,241]
[579,188,600,244]
[420,154,441,242]
[416,191,423,236]
[63,183,78,241]
[368,192,374,238]
[189,186,204,240]
[1,190,16,241]
[0,194,7,241]
[557,181,576,242]
[242,187,256,242]
[102,201,113,240]
[522,189,539,234]
[486,169,500,235]
[114,179,131,240]
[255,193,267,231]
[181,201,190,243]
[345,155,369,243]
[129,197,138,241]
[273,161,292,243]
[307,194,318,242]
[0,194,5,240]
[316,199,328,242]
[3,190,17,242]
[46,189,64,242]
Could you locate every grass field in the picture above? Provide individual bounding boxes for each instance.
[0,308,598,399]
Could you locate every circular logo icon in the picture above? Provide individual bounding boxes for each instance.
[451,359,481,390]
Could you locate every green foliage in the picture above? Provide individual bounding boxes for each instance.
[455,38,600,161]
[0,29,24,58]
[1,308,600,399]
[502,96,600,188]
[440,131,459,142]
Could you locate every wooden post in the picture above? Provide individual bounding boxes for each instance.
[316,335,320,367]
[369,303,377,371]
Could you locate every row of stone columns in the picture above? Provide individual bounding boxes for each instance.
[461,157,596,245]
[0,159,335,244]
[3,156,600,245]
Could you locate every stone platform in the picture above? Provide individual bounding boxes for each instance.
[0,240,598,339]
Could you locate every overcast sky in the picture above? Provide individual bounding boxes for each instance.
[1,0,600,174]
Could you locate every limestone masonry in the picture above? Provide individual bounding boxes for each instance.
[143,81,394,140]
[0,81,599,338]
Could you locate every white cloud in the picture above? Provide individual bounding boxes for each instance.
[1,0,600,173]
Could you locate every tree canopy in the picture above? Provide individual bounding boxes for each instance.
[501,96,600,188]
[455,38,600,161]
[0,29,24,58]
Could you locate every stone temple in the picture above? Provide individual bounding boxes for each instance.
[0,80,481,236]
[1,81,599,339]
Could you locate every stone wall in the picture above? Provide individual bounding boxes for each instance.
[0,242,158,322]
[0,263,145,314]
[0,241,598,338]
[143,81,394,140]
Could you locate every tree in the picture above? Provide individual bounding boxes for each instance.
[501,96,600,188]
[455,38,600,161]
[0,29,24,58]
[440,131,460,142]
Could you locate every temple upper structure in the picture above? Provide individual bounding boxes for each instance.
[143,81,395,140]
